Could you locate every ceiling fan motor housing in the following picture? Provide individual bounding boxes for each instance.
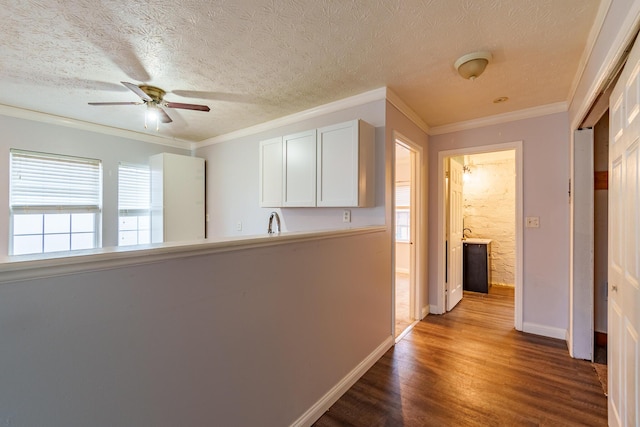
[138,85,166,103]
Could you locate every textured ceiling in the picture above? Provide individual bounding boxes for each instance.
[0,0,601,142]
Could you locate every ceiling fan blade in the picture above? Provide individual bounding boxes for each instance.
[88,101,142,106]
[164,102,210,112]
[121,81,152,102]
[157,106,173,123]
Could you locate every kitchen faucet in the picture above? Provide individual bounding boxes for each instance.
[268,211,281,234]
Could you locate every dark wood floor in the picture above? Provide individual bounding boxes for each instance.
[314,288,607,426]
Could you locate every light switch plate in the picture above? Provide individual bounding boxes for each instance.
[526,217,540,228]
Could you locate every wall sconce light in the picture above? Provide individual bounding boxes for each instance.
[454,51,492,81]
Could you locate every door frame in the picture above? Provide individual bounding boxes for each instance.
[436,141,523,331]
[392,132,425,339]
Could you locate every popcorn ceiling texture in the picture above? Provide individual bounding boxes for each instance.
[0,0,600,141]
[463,152,516,287]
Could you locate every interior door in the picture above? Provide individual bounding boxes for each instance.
[608,36,640,427]
[447,157,464,311]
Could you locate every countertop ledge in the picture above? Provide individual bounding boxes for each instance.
[0,226,386,284]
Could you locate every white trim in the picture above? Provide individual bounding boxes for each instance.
[566,0,613,108]
[522,322,567,341]
[421,305,429,319]
[195,87,387,148]
[0,226,385,284]
[395,267,410,274]
[429,102,567,136]
[429,304,442,315]
[386,89,430,134]
[291,335,394,427]
[437,141,523,331]
[393,132,425,337]
[569,0,640,129]
[0,104,192,150]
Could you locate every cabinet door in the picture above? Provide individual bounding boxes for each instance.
[259,137,283,207]
[317,120,359,207]
[283,129,316,207]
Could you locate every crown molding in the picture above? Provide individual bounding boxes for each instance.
[0,104,192,150]
[385,88,430,134]
[566,0,612,110]
[194,87,387,149]
[428,101,568,135]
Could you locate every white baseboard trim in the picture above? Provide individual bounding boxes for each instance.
[421,305,429,319]
[291,335,394,427]
[522,322,567,340]
[429,304,443,315]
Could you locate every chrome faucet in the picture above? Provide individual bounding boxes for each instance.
[463,227,472,239]
[268,211,281,234]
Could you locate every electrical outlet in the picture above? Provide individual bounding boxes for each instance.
[525,217,540,228]
[236,221,242,231]
[343,209,351,223]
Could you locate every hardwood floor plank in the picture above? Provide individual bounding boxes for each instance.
[314,289,607,426]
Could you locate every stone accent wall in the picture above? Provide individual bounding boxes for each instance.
[463,152,516,287]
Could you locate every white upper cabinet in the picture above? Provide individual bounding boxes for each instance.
[282,129,317,207]
[259,137,283,207]
[316,119,375,207]
[259,119,375,208]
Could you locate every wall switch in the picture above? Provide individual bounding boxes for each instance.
[236,221,242,231]
[206,214,210,222]
[526,217,540,228]
[343,209,351,223]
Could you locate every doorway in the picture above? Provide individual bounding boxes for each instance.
[436,141,524,330]
[394,135,422,340]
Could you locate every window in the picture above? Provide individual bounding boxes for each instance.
[118,163,150,246]
[10,149,101,255]
[395,184,410,242]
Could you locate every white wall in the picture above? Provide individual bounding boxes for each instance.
[195,100,386,238]
[463,151,516,286]
[0,230,391,427]
[0,115,189,257]
[429,112,570,334]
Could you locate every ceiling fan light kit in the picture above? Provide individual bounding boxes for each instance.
[89,82,210,130]
[454,51,492,80]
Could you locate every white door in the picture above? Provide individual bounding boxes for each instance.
[447,157,464,311]
[608,36,640,427]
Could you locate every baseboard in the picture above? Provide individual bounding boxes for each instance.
[291,335,395,427]
[421,305,429,319]
[522,322,567,340]
[429,304,443,315]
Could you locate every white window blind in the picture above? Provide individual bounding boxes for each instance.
[118,163,150,212]
[395,184,410,208]
[10,149,101,210]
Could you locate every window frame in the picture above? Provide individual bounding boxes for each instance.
[9,149,102,256]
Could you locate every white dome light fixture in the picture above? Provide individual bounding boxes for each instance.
[454,51,492,81]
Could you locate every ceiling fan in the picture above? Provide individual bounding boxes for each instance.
[88,81,210,128]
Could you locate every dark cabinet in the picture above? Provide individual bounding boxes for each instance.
[463,242,491,293]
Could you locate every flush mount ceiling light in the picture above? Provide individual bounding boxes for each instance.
[454,51,492,81]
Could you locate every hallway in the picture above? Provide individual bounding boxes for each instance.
[314,288,607,426]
